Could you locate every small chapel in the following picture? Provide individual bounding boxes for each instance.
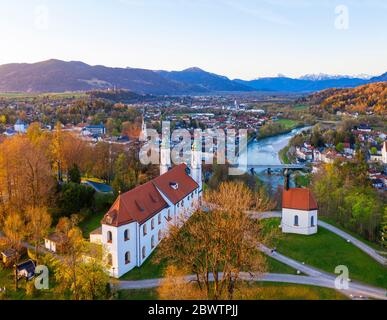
[281,171,318,235]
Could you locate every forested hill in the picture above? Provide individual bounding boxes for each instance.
[301,82,387,115]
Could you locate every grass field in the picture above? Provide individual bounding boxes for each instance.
[120,248,297,281]
[0,92,87,99]
[79,211,105,238]
[319,216,386,252]
[117,282,347,300]
[0,266,63,300]
[264,218,387,288]
[293,104,309,110]
[277,119,299,129]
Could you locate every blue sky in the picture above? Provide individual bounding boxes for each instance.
[0,0,386,79]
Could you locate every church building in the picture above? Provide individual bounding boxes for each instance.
[90,141,203,278]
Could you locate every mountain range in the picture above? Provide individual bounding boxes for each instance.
[0,59,385,95]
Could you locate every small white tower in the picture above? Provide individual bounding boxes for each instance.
[141,117,147,140]
[160,135,170,176]
[191,138,202,191]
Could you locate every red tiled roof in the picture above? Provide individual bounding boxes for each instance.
[102,181,169,227]
[102,164,198,227]
[153,164,199,205]
[282,188,318,211]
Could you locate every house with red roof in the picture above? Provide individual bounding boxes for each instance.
[90,144,203,278]
[281,187,318,235]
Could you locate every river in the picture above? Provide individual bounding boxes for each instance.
[238,126,311,192]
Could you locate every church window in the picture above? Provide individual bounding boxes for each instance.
[125,252,130,264]
[294,215,299,226]
[107,231,113,244]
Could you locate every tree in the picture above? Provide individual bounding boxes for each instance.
[158,265,206,300]
[53,226,86,300]
[112,153,137,195]
[51,122,65,182]
[381,207,387,249]
[370,147,378,155]
[157,182,274,300]
[57,183,95,217]
[76,251,110,300]
[0,135,55,212]
[336,143,344,153]
[68,164,81,184]
[3,212,25,251]
[25,206,52,264]
[53,220,110,300]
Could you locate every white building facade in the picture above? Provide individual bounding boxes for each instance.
[281,188,318,236]
[91,148,203,278]
[382,141,387,165]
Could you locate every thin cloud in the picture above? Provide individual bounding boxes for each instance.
[220,0,293,26]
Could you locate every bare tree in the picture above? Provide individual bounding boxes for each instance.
[157,182,276,300]
[25,206,52,264]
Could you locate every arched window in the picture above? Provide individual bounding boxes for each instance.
[158,214,161,225]
[294,215,299,226]
[124,229,129,241]
[158,230,162,241]
[143,224,147,236]
[107,231,113,243]
[151,219,155,230]
[151,235,155,249]
[311,216,315,227]
[125,252,130,264]
[107,253,112,266]
[142,246,146,259]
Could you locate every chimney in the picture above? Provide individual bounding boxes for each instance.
[284,169,290,191]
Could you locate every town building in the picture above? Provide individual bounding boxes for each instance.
[382,141,387,165]
[14,119,27,133]
[81,124,106,137]
[90,144,203,278]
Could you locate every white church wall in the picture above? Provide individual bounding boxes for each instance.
[282,208,318,235]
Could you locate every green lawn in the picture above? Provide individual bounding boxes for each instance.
[0,265,64,300]
[120,247,297,281]
[120,250,167,281]
[293,104,309,111]
[117,288,159,300]
[277,119,299,129]
[319,216,386,252]
[266,256,297,274]
[79,211,105,238]
[117,282,347,300]
[264,218,387,288]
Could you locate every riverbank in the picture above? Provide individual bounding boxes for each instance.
[279,146,290,164]
[257,121,306,141]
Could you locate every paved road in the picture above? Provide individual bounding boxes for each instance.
[259,244,387,300]
[250,211,387,266]
[118,270,387,300]
[318,220,387,265]
[117,211,387,300]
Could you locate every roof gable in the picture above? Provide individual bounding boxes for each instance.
[282,188,318,211]
[153,164,199,205]
[102,181,168,227]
